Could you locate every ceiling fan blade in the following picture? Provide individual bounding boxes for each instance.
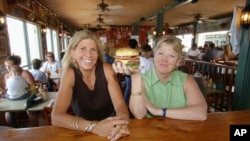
[109,5,124,10]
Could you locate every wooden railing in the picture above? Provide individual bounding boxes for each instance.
[184,59,237,112]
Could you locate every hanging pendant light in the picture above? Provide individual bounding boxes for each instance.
[241,4,250,29]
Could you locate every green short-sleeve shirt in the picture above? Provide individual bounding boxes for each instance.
[142,67,187,117]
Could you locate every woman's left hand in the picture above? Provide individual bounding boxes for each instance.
[107,116,130,141]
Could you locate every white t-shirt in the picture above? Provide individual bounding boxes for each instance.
[6,76,28,99]
[139,56,154,74]
[186,48,201,58]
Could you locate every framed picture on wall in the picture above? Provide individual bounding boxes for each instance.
[0,34,9,59]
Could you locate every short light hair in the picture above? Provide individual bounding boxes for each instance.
[153,35,183,58]
[61,30,104,73]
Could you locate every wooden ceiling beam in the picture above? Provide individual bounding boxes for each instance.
[131,0,195,26]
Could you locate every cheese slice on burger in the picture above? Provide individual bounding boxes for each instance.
[115,48,140,69]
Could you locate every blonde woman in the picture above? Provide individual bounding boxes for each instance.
[222,44,237,61]
[113,35,207,121]
[52,30,129,141]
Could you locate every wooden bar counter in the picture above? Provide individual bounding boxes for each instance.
[0,110,250,141]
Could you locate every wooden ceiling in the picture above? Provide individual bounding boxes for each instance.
[36,0,246,29]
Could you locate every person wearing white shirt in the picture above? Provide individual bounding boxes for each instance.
[6,65,29,100]
[186,43,200,59]
[139,44,154,74]
[40,52,61,76]
[40,52,61,91]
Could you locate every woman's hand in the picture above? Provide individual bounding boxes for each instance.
[112,62,140,75]
[91,116,130,141]
[108,115,130,141]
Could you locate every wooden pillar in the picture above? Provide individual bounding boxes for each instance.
[156,12,164,37]
[232,0,250,110]
[192,22,197,45]
[132,25,138,35]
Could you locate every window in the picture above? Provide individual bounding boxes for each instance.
[6,16,43,69]
[176,34,193,52]
[46,28,60,61]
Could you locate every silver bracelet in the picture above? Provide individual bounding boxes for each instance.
[84,122,97,133]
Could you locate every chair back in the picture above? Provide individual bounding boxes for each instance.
[43,107,53,126]
[193,77,207,97]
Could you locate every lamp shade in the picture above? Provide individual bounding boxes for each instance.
[0,10,6,30]
[241,4,250,29]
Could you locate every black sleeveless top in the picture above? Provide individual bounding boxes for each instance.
[71,63,115,120]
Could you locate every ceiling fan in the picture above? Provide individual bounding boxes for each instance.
[194,14,216,23]
[96,14,104,23]
[96,14,114,24]
[83,23,109,31]
[96,0,124,13]
[97,0,110,11]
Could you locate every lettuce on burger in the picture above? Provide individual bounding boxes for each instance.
[115,48,140,69]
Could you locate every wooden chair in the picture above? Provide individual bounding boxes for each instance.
[205,97,213,113]
[185,59,237,112]
[43,107,53,126]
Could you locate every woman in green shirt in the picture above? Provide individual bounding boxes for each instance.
[113,35,207,121]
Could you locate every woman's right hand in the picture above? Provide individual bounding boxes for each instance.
[91,116,130,141]
[112,62,140,75]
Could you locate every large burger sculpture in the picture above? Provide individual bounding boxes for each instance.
[114,48,140,69]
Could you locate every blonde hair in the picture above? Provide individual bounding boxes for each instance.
[223,44,235,59]
[153,35,184,58]
[61,30,104,74]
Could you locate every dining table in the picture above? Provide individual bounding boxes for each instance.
[0,110,249,141]
[205,86,224,95]
[49,73,61,79]
[0,92,57,112]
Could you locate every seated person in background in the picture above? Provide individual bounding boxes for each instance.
[139,44,153,74]
[4,55,38,127]
[202,42,219,62]
[123,39,139,105]
[5,65,30,100]
[103,43,114,64]
[215,44,237,62]
[186,43,200,59]
[40,52,61,91]
[113,35,207,121]
[40,52,61,75]
[198,44,209,58]
[52,30,129,141]
[29,58,48,85]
